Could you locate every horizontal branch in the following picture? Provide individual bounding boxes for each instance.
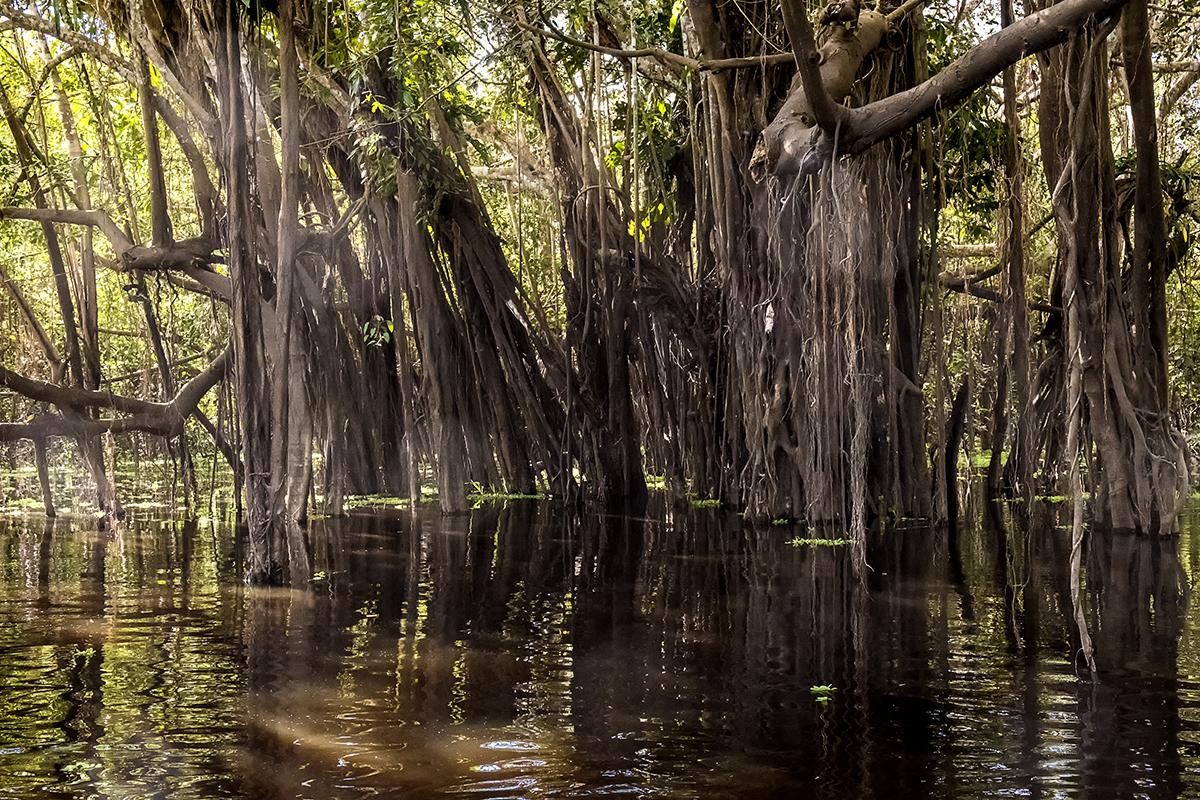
[516,0,929,79]
[939,263,1002,287]
[0,206,133,253]
[0,345,231,441]
[471,165,554,194]
[940,278,1062,315]
[120,238,231,300]
[0,411,177,439]
[513,17,799,72]
[942,243,997,258]
[0,364,156,415]
[513,18,698,73]
[0,209,231,300]
[886,0,927,23]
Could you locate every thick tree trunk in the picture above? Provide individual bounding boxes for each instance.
[682,0,932,522]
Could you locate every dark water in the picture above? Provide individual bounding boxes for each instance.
[1,499,1198,799]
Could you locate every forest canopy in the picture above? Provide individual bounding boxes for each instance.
[0,0,1197,582]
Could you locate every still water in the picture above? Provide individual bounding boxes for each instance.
[1,498,1198,799]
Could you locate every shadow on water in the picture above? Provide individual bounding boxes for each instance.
[1,499,1199,798]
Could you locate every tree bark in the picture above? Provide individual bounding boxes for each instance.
[219,0,280,582]
[1121,0,1170,405]
[989,0,1033,500]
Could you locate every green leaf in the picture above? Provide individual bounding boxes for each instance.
[669,0,685,32]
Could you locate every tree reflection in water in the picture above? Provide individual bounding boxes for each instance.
[0,500,1197,798]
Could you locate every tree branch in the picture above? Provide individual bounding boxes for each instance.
[512,17,699,73]
[842,0,1132,155]
[0,206,133,253]
[886,0,927,23]
[132,29,217,135]
[512,16,805,72]
[1158,62,1200,121]
[17,45,82,121]
[0,209,231,300]
[1155,60,1200,72]
[780,0,849,132]
[0,1,136,83]
[940,278,1062,315]
[0,345,230,440]
[0,259,61,369]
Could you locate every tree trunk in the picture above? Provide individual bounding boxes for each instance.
[219,0,281,582]
[989,0,1033,501]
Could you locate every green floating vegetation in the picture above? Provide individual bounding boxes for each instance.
[690,498,721,508]
[467,482,545,502]
[345,494,410,509]
[469,492,545,502]
[810,684,836,704]
[788,537,851,547]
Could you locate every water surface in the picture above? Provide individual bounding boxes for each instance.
[1,500,1197,798]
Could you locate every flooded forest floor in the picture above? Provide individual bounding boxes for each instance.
[1,484,1200,798]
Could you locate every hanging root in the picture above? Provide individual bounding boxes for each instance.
[742,148,904,525]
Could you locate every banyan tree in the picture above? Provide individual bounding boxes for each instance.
[0,0,1192,580]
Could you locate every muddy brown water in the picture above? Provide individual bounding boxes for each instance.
[2,499,1199,798]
